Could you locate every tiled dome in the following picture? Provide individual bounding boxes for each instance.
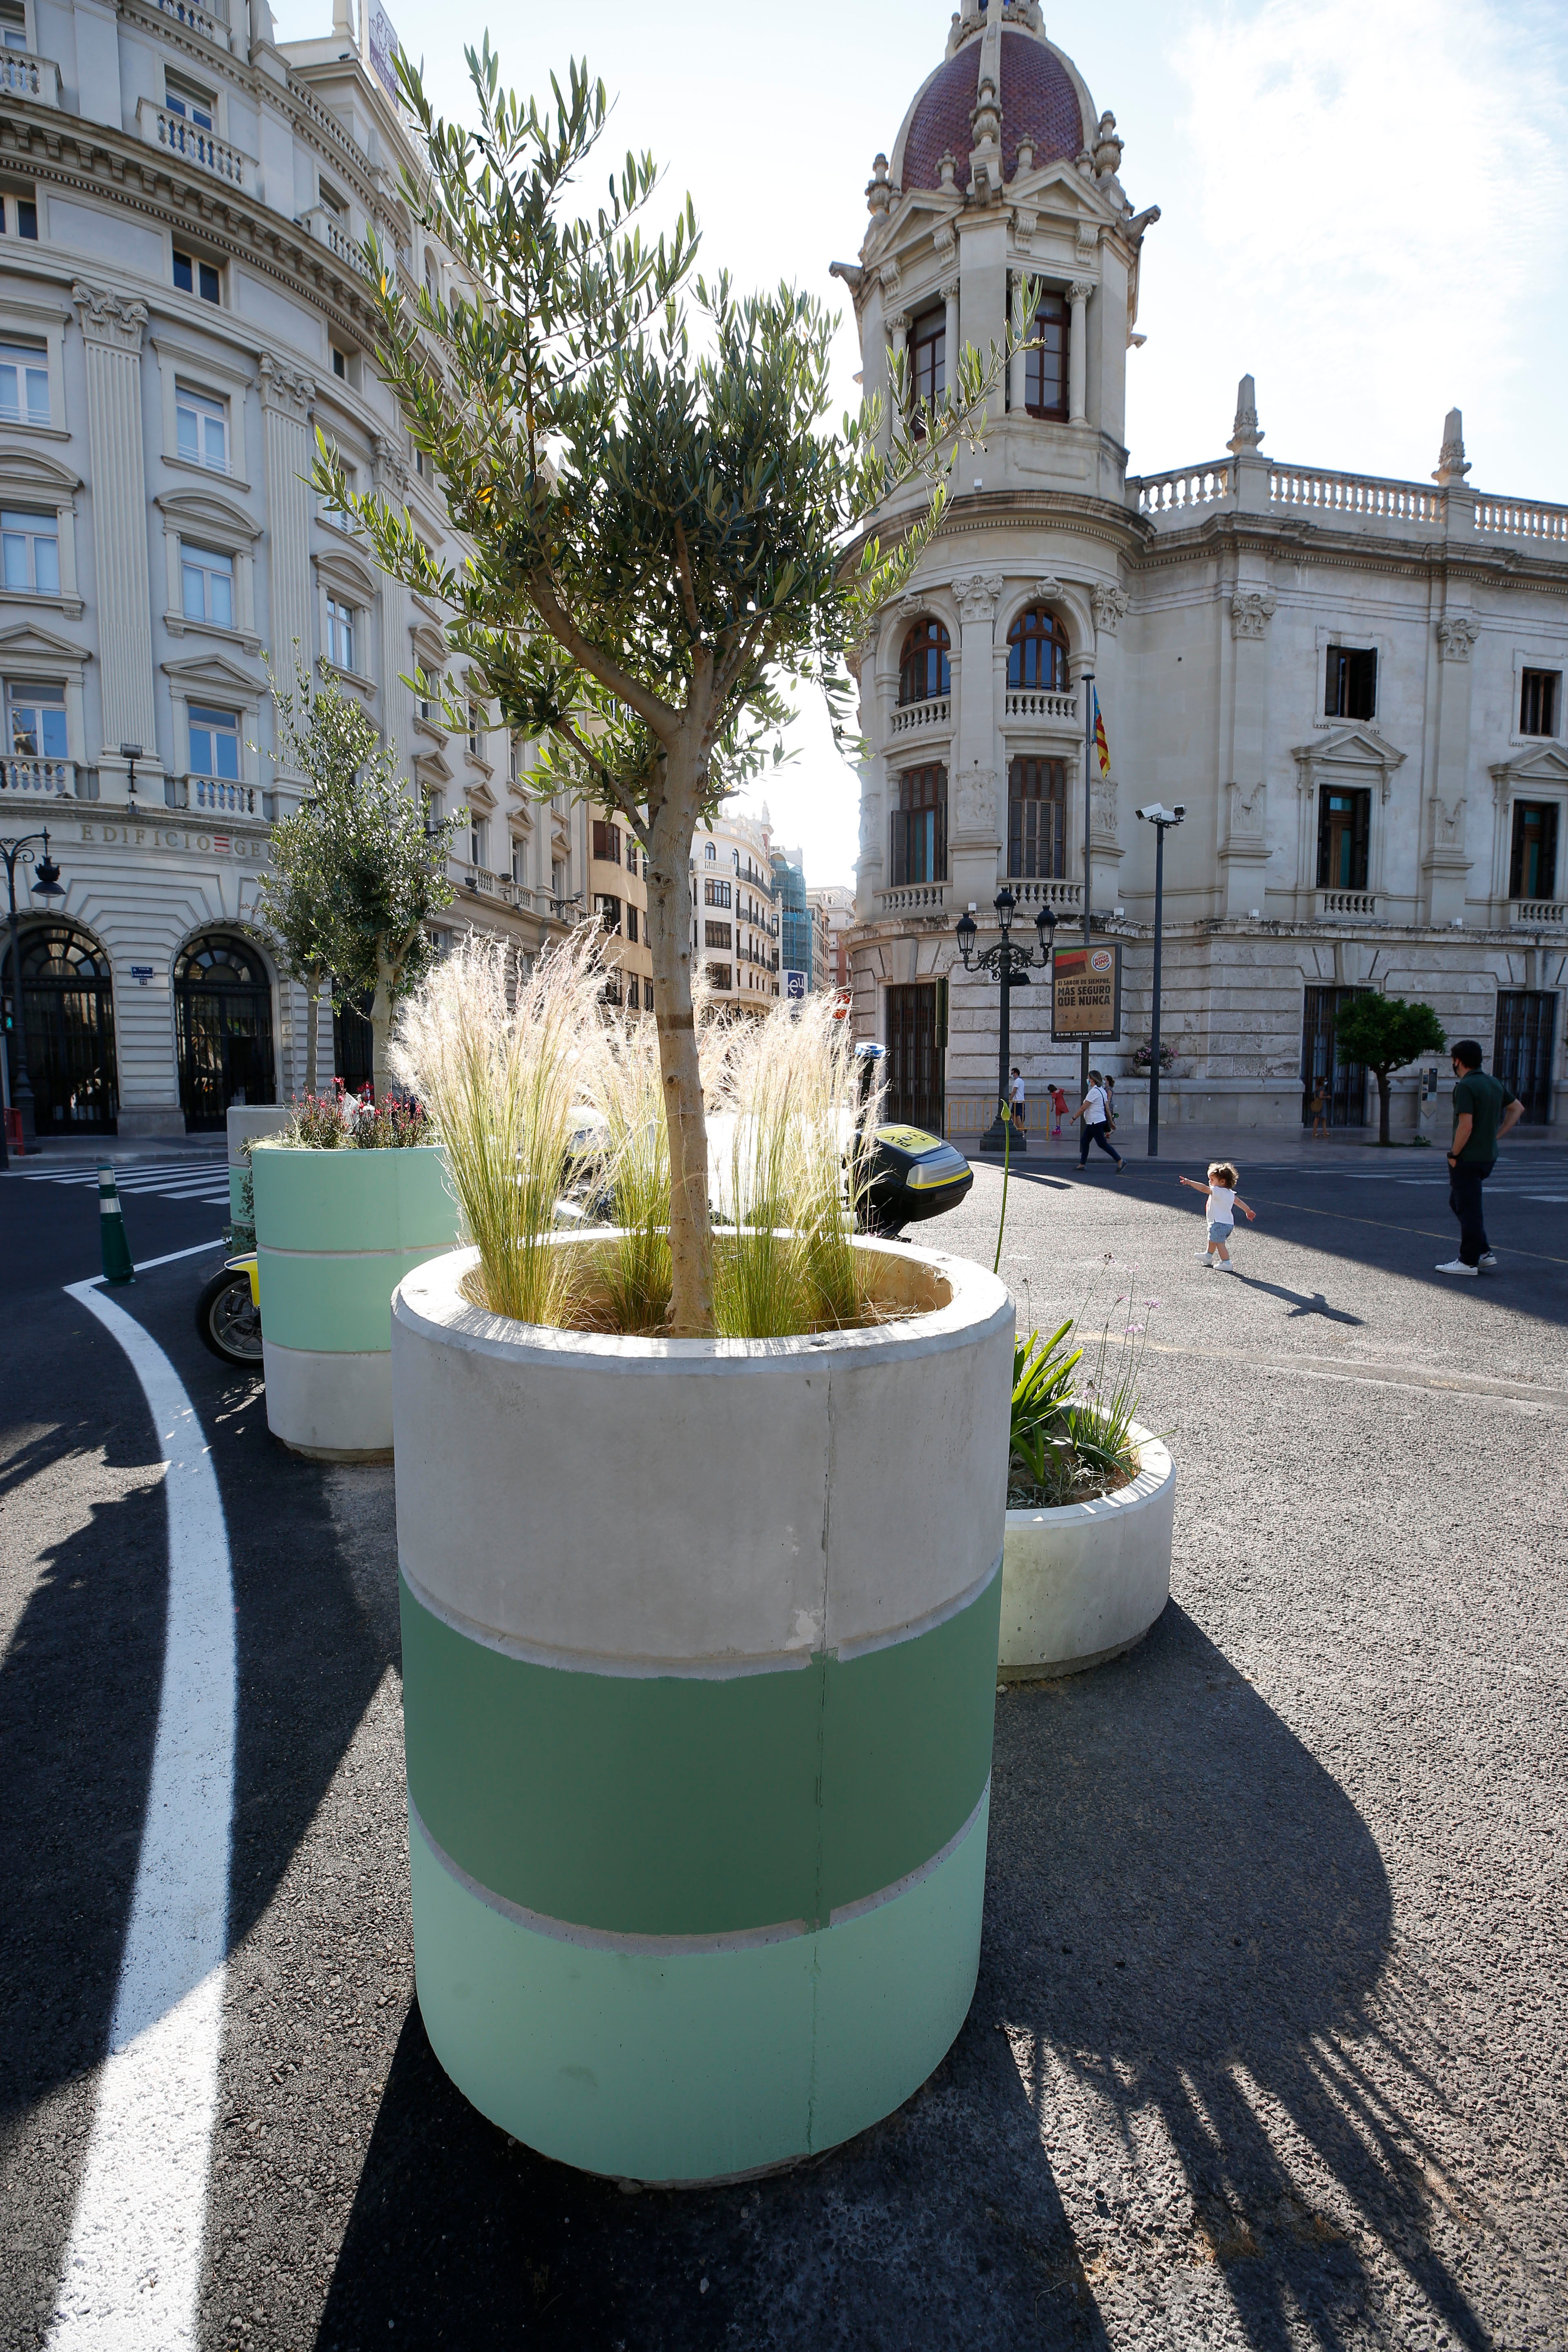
[900,31,1087,192]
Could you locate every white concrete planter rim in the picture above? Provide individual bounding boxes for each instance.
[394,1237,1008,1372]
[1004,1423,1173,1527]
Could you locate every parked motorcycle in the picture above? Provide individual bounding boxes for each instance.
[851,1044,975,1238]
[195,1253,263,1367]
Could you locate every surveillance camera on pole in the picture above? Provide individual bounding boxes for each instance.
[1136,805,1183,1155]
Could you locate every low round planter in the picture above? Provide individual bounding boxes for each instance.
[253,1143,458,1459]
[225,1105,293,1232]
[391,1239,1011,2185]
[997,1423,1175,1680]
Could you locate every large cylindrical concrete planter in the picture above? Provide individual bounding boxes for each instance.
[254,1144,458,1460]
[225,1105,292,1234]
[392,1241,1011,2185]
[997,1425,1175,1680]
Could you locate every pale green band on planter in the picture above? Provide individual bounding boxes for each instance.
[409,1784,991,2183]
[260,1243,453,1354]
[399,1563,1001,1938]
[250,1142,455,1252]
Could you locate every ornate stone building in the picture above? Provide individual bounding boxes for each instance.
[0,0,585,1138]
[843,0,1566,1136]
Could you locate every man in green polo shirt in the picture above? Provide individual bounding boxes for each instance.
[1435,1038,1523,1276]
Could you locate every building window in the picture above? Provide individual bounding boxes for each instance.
[1023,289,1069,420]
[172,249,221,305]
[418,670,441,723]
[1,507,57,593]
[704,841,716,862]
[331,345,347,381]
[176,384,228,472]
[510,838,525,884]
[323,460,356,531]
[468,814,488,867]
[1520,669,1560,739]
[0,338,47,426]
[423,788,444,830]
[898,617,951,705]
[1316,786,1370,890]
[181,542,234,627]
[908,304,944,429]
[626,903,639,944]
[0,196,38,238]
[592,817,621,865]
[704,920,732,949]
[1510,802,1559,901]
[1325,644,1376,722]
[890,763,947,886]
[1008,756,1067,878]
[165,72,214,131]
[596,893,622,934]
[1007,606,1070,691]
[0,2,28,49]
[189,704,241,780]
[8,680,65,758]
[704,877,731,907]
[707,962,733,991]
[325,595,356,671]
[551,858,567,900]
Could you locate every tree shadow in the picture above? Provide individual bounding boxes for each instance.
[989,1604,1489,2350]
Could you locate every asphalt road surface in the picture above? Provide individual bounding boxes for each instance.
[2,1138,1564,2351]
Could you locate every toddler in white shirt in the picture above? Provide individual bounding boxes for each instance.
[1178,1160,1257,1270]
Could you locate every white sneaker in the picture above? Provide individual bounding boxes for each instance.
[1479,1252,1498,1271]
[1197,1251,1214,1263]
[1434,1258,1478,1276]
[1217,1260,1238,1273]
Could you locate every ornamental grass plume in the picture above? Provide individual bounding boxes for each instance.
[390,927,605,1325]
[592,1004,671,1335]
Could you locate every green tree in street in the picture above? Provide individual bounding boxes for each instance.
[1335,993,1448,1145]
[313,45,1019,1335]
[257,665,458,1096]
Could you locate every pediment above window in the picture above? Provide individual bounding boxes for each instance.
[313,543,380,604]
[414,746,455,788]
[0,619,89,672]
[0,445,81,495]
[161,648,264,698]
[1489,741,1568,795]
[1292,724,1406,798]
[156,484,261,543]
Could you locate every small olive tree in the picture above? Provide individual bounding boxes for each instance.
[257,665,458,1094]
[314,45,1016,1333]
[1335,993,1448,1145]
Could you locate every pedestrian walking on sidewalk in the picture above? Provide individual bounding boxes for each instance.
[1009,1067,1027,1143]
[1073,1072,1125,1172]
[1310,1081,1328,1138]
[1436,1039,1522,1276]
[1180,1161,1256,1270]
[1049,1083,1068,1138]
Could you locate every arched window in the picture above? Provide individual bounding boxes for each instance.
[899,618,951,706]
[1007,606,1070,692]
[1008,757,1067,879]
[173,933,274,1130]
[2,920,118,1133]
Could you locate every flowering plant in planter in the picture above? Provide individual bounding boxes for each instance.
[1131,1040,1175,1073]
[277,1082,434,1149]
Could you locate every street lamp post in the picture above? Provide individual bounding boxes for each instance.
[1,826,67,1163]
[1134,802,1184,1157]
[954,887,1057,1154]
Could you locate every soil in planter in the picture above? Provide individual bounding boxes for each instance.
[1007,1449,1136,1512]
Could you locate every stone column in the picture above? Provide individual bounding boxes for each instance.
[948,570,1003,910]
[1068,282,1093,426]
[942,278,960,388]
[1008,273,1026,414]
[885,310,908,424]
[72,284,158,777]
[259,354,317,793]
[1219,586,1276,917]
[1424,611,1479,924]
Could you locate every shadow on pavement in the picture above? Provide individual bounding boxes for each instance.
[990,1603,1488,2349]
[1223,1273,1365,1324]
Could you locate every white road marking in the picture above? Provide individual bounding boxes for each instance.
[48,1281,235,2352]
[131,1240,228,1274]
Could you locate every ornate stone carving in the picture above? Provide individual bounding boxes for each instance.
[1031,575,1064,604]
[939,276,960,305]
[878,261,902,303]
[858,790,881,856]
[1092,111,1124,180]
[884,310,909,343]
[933,222,956,265]
[1225,779,1266,838]
[372,432,409,498]
[1075,222,1100,268]
[1069,279,1096,309]
[1091,581,1128,635]
[72,282,147,352]
[1432,406,1470,487]
[259,352,316,419]
[1227,372,1264,454]
[951,571,1003,624]
[1431,794,1466,848]
[1230,588,1277,640]
[1091,780,1118,835]
[866,154,892,218]
[953,763,995,833]
[1435,613,1480,662]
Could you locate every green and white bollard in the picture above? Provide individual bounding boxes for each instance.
[98,1163,134,1285]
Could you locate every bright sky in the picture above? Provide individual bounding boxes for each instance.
[275,0,1568,887]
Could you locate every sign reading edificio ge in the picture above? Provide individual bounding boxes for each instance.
[1051,943,1121,1040]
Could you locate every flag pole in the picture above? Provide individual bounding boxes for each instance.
[1080,670,1094,1105]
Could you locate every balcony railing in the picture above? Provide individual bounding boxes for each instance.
[0,756,74,797]
[1509,897,1566,926]
[1474,497,1568,547]
[1004,688,1078,725]
[888,695,949,736]
[877,882,949,916]
[1272,468,1442,525]
[167,776,256,815]
[1134,455,1568,548]
[0,49,61,105]
[139,98,247,188]
[1009,878,1082,914]
[1317,889,1379,920]
[1133,461,1232,518]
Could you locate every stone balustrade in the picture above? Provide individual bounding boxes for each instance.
[0,757,75,797]
[888,696,949,736]
[1271,468,1443,524]
[877,883,949,916]
[153,0,229,45]
[1317,889,1379,919]
[0,49,61,104]
[1474,496,1568,546]
[138,97,247,188]
[1131,462,1232,518]
[1009,878,1082,913]
[1508,897,1566,927]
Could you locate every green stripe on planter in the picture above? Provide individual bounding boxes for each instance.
[409,1784,989,2182]
[251,1144,454,1252]
[259,1242,453,1354]
[399,1564,1000,1937]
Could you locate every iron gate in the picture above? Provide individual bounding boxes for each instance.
[2,921,118,1132]
[174,934,276,1131]
[1301,985,1369,1127]
[1494,991,1555,1125]
[885,980,946,1136]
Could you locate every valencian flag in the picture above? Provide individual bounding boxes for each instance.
[1093,688,1111,778]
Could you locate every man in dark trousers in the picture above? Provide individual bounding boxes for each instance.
[1435,1039,1522,1276]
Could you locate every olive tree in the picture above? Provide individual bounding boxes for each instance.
[313,45,1016,1335]
[1334,992,1448,1145]
[257,664,458,1094]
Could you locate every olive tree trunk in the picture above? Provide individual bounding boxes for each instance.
[646,778,715,1338]
[369,943,397,1100]
[1376,1071,1391,1146]
[304,976,321,1097]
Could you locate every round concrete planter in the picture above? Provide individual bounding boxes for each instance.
[390,1239,1012,2185]
[253,1143,458,1459]
[997,1424,1175,1680]
[225,1105,293,1234]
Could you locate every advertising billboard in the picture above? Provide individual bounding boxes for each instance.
[367,3,400,100]
[1050,943,1122,1040]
